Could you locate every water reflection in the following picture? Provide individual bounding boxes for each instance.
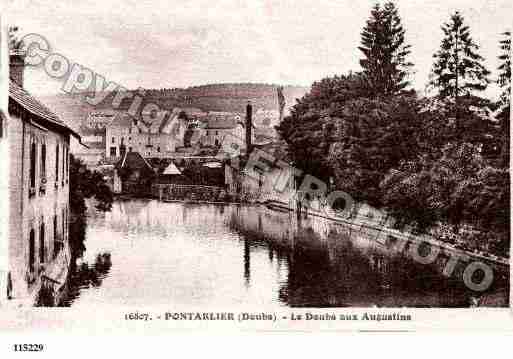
[61,253,112,306]
[61,199,508,307]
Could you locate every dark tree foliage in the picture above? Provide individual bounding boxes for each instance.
[430,11,490,100]
[358,2,413,97]
[70,154,113,214]
[498,31,511,108]
[495,31,511,169]
[274,9,509,258]
[181,162,225,186]
[327,95,423,206]
[276,73,370,181]
[381,143,509,255]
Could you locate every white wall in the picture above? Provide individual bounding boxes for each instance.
[0,19,9,304]
[8,112,70,300]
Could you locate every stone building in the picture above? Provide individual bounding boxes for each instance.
[200,113,245,148]
[71,112,114,166]
[105,109,188,160]
[3,48,80,303]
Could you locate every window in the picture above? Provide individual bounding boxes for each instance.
[62,146,65,185]
[157,146,161,152]
[128,147,132,152]
[29,229,35,273]
[112,137,115,143]
[65,146,69,182]
[55,144,59,182]
[40,143,46,180]
[62,208,66,243]
[65,207,68,241]
[129,136,132,141]
[39,221,45,263]
[53,215,58,258]
[29,142,36,189]
[110,147,117,157]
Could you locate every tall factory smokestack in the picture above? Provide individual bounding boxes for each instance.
[245,101,252,154]
[277,86,285,124]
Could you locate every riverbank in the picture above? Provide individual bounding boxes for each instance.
[60,198,506,307]
[259,199,510,269]
[112,193,509,269]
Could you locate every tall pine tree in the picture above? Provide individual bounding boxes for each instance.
[430,11,490,102]
[359,2,413,97]
[497,31,511,167]
[498,31,511,109]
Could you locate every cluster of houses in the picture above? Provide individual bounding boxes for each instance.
[68,98,281,197]
[72,105,278,168]
[0,23,285,306]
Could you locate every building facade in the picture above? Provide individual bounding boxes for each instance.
[200,113,244,148]
[105,110,188,160]
[70,112,114,166]
[6,54,79,303]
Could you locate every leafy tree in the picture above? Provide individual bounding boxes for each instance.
[429,11,490,104]
[359,2,413,97]
[381,140,509,250]
[327,95,423,206]
[494,31,511,167]
[381,143,484,231]
[379,158,438,230]
[498,31,511,108]
[277,73,370,180]
[70,154,113,213]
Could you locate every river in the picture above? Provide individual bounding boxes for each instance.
[60,199,508,308]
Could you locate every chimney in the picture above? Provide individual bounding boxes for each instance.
[245,101,252,154]
[9,50,24,88]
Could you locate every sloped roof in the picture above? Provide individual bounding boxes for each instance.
[116,151,154,172]
[9,80,80,138]
[162,161,182,175]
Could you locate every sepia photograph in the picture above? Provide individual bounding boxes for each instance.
[0,0,511,341]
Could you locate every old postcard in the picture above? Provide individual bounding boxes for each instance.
[0,0,511,342]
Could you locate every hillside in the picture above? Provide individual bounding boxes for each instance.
[39,83,309,132]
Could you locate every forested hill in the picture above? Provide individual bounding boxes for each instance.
[135,83,308,113]
[38,83,308,131]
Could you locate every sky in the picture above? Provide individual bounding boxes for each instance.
[4,0,513,99]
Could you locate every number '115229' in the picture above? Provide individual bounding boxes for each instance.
[13,344,44,352]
